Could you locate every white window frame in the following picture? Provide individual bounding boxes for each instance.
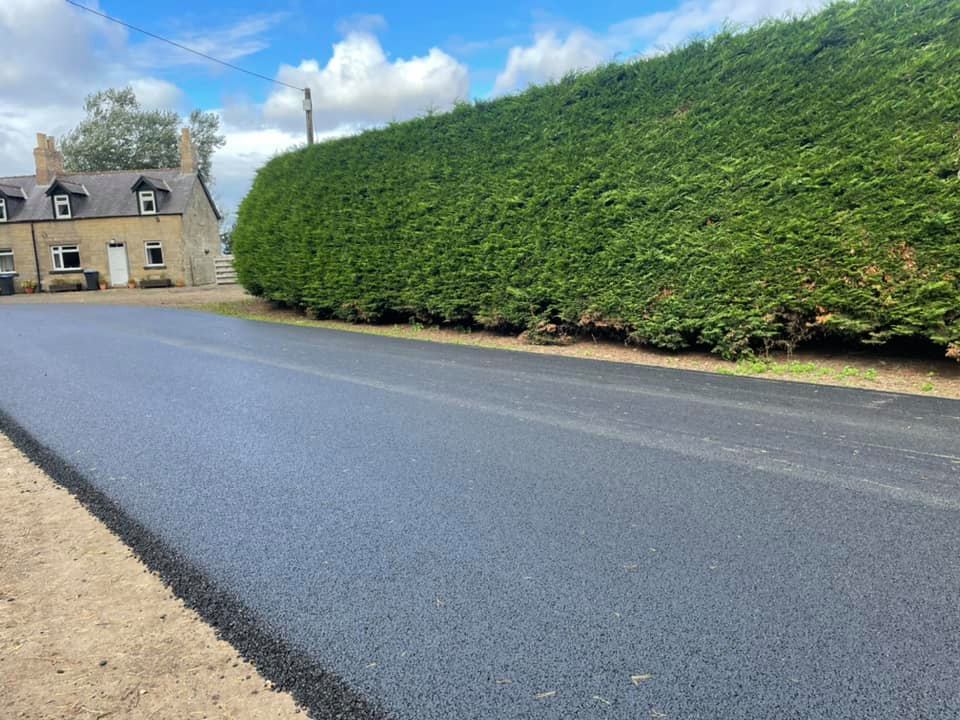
[0,248,14,273]
[53,194,71,219]
[51,245,81,271]
[144,241,165,267]
[0,198,7,222]
[138,190,157,215]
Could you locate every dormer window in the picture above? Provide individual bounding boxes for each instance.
[0,198,6,222]
[139,190,157,215]
[53,194,71,219]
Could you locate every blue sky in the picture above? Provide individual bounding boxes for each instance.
[1,0,831,215]
[110,0,684,101]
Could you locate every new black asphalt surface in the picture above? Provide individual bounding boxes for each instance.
[1,305,959,719]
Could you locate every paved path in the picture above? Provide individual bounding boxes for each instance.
[2,306,958,719]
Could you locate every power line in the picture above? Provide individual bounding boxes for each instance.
[63,0,304,91]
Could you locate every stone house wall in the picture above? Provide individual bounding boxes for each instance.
[0,181,222,292]
[180,179,222,286]
[0,215,188,291]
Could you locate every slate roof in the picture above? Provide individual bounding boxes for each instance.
[0,182,27,199]
[0,169,220,223]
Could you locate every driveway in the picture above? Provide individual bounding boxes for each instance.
[1,305,958,719]
[0,283,247,306]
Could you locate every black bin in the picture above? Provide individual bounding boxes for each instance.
[84,269,100,291]
[0,274,15,296]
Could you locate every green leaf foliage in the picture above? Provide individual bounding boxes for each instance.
[233,0,960,358]
[62,87,226,183]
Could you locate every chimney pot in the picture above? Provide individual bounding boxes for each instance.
[179,128,198,174]
[33,132,64,185]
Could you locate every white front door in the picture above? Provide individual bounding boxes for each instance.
[107,243,129,287]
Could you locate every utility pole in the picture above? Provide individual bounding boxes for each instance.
[303,88,314,146]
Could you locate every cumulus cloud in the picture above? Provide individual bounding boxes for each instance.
[493,0,832,94]
[0,0,281,209]
[0,0,129,174]
[609,0,831,53]
[211,123,362,216]
[0,1,284,170]
[2,0,836,214]
[129,78,185,111]
[492,30,608,95]
[263,30,470,132]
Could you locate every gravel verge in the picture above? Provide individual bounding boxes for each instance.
[0,410,382,720]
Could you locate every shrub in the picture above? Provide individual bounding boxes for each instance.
[234,0,960,358]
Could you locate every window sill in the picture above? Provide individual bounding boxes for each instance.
[50,269,83,274]
[144,265,166,269]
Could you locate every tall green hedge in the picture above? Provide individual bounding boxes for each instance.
[234,0,960,357]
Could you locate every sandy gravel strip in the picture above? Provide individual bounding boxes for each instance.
[0,432,304,719]
[0,418,377,719]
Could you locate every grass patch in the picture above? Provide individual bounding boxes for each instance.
[726,359,835,377]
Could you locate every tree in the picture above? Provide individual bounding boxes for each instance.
[61,87,225,182]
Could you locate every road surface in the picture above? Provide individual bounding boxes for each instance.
[1,305,958,719]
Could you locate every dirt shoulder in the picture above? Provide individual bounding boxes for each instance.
[201,298,960,400]
[0,433,304,719]
[0,284,248,307]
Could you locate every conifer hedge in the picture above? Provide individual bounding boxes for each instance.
[233,0,960,358]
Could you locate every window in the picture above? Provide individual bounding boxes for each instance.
[53,194,71,219]
[0,249,13,273]
[138,190,157,215]
[51,245,81,271]
[144,241,165,267]
[0,198,6,222]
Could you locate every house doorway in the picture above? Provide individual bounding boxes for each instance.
[107,242,129,287]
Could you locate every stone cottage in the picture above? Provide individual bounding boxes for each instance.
[0,130,221,292]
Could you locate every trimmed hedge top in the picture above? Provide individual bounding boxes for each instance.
[234,0,960,357]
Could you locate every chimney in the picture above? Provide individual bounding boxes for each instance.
[34,133,64,185]
[179,128,197,174]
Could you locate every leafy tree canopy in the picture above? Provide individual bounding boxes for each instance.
[61,87,225,182]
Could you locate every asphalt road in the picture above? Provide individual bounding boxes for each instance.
[2,305,959,719]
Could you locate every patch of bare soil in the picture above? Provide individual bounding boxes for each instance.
[205,299,960,400]
[0,433,303,719]
[1,284,249,307]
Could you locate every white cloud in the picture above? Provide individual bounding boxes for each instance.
[2,0,836,216]
[494,0,832,94]
[336,13,388,36]
[0,0,278,204]
[0,0,128,174]
[129,78,185,111]
[131,13,288,68]
[263,30,470,132]
[609,0,830,52]
[492,30,608,95]
[217,24,470,211]
[211,123,361,217]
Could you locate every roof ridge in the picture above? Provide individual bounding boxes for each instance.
[59,168,183,176]
[1,169,187,182]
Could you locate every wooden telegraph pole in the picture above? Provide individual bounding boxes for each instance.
[304,88,314,145]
